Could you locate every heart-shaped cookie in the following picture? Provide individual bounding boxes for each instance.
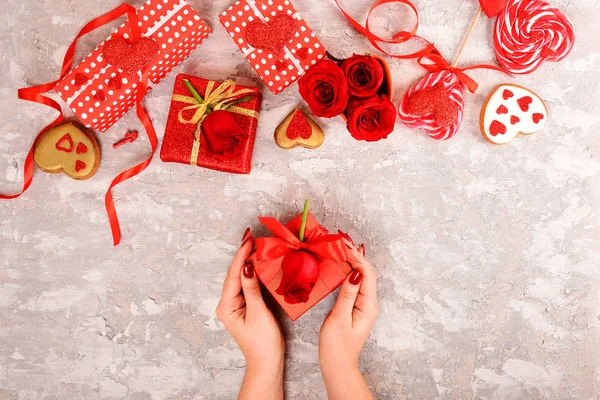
[407,84,459,128]
[103,37,159,75]
[245,13,297,55]
[34,122,100,180]
[480,84,548,145]
[275,109,324,149]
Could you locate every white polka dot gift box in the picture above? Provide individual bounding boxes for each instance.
[55,0,212,132]
[219,0,326,95]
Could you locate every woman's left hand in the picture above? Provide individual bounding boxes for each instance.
[216,228,285,400]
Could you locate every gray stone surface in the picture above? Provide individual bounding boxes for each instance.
[1,0,599,399]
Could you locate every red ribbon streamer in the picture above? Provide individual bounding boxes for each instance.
[417,54,510,93]
[3,3,156,246]
[480,0,508,18]
[255,217,349,263]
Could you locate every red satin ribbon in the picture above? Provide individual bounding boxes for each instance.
[480,0,508,18]
[417,54,510,93]
[333,0,436,59]
[3,3,156,246]
[255,217,348,262]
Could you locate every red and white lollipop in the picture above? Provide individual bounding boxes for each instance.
[494,0,575,75]
[398,70,464,141]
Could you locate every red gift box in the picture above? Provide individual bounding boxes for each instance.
[246,212,355,321]
[160,74,262,174]
[219,0,327,95]
[56,0,212,132]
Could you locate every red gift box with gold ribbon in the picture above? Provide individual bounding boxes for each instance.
[160,74,262,174]
[246,211,356,321]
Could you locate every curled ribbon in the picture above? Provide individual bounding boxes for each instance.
[171,79,259,166]
[255,216,348,263]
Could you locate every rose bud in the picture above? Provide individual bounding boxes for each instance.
[276,250,320,304]
[340,54,385,98]
[346,95,397,142]
[202,110,246,160]
[299,60,349,118]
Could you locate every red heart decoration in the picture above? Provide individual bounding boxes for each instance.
[517,96,533,112]
[510,115,520,125]
[103,37,159,76]
[74,73,89,86]
[275,60,289,72]
[107,74,123,90]
[502,89,514,100]
[76,143,88,154]
[407,84,459,127]
[490,120,507,136]
[497,105,508,114]
[532,113,545,124]
[296,47,309,60]
[245,14,297,55]
[286,110,313,140]
[55,134,74,153]
[75,160,87,172]
[93,90,106,102]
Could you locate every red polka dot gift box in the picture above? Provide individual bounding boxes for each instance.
[55,0,212,132]
[219,0,327,95]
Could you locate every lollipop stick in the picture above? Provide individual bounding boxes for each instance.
[452,7,483,68]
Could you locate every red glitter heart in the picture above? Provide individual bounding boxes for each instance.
[75,160,86,172]
[407,84,458,127]
[286,110,312,140]
[76,143,88,154]
[502,89,514,100]
[490,120,507,136]
[245,14,296,55]
[497,105,508,115]
[517,96,532,112]
[93,90,106,102]
[510,115,520,125]
[532,113,545,124]
[541,47,555,58]
[74,73,89,86]
[107,74,123,90]
[275,60,289,72]
[103,37,159,76]
[296,47,309,60]
[55,134,74,153]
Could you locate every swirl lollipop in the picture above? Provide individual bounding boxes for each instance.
[494,0,575,75]
[398,70,464,141]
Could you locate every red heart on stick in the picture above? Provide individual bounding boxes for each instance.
[407,84,459,127]
[245,14,297,55]
[103,37,159,75]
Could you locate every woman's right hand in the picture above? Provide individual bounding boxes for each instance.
[319,242,378,400]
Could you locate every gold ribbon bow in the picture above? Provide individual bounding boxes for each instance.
[171,79,260,166]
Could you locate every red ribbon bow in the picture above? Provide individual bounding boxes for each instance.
[480,0,508,18]
[417,53,510,93]
[2,3,157,246]
[255,217,349,263]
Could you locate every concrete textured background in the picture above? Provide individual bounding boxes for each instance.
[1,0,599,398]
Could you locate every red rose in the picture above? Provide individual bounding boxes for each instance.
[340,54,385,97]
[202,110,245,160]
[275,251,320,304]
[346,95,397,142]
[299,60,349,118]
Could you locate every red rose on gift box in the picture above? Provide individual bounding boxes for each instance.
[346,95,396,142]
[341,54,385,97]
[299,60,349,118]
[275,251,320,304]
[202,110,246,160]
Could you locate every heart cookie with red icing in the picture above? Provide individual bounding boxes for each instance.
[34,122,100,180]
[480,84,548,145]
[245,13,297,55]
[275,109,324,149]
[103,37,159,75]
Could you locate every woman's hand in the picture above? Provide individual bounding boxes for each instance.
[319,243,378,400]
[216,228,285,400]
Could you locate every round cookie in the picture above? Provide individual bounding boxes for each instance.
[480,84,548,145]
[34,121,101,180]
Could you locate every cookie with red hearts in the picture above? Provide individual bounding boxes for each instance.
[480,84,548,145]
[275,109,324,149]
[34,121,100,180]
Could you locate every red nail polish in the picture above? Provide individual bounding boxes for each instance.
[349,271,362,285]
[359,244,366,256]
[241,227,251,244]
[243,264,254,279]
